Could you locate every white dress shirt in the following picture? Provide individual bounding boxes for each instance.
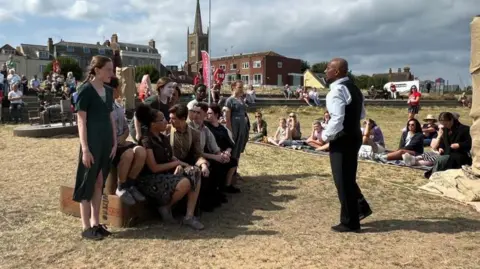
[321,77,365,142]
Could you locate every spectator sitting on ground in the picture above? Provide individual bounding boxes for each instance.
[250,111,267,142]
[422,114,438,146]
[245,85,256,104]
[287,112,302,140]
[267,117,292,147]
[321,110,330,129]
[306,120,329,151]
[361,118,386,153]
[376,119,424,161]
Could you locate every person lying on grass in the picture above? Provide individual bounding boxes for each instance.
[267,117,292,147]
[306,120,329,151]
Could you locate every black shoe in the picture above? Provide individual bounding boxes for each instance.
[359,208,373,221]
[81,227,104,240]
[93,224,112,237]
[331,224,361,233]
[224,185,241,194]
[219,193,228,204]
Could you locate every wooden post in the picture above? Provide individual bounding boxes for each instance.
[470,15,480,175]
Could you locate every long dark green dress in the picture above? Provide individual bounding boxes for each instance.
[73,82,114,202]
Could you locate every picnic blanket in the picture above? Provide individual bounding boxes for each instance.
[250,141,431,171]
[419,167,480,212]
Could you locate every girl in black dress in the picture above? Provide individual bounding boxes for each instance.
[135,104,204,230]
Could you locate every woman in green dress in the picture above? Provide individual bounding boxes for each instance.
[73,55,117,240]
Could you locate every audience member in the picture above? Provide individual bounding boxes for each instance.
[378,119,424,161]
[361,119,385,153]
[422,114,438,146]
[287,113,302,140]
[135,104,204,230]
[250,111,267,142]
[306,120,329,151]
[268,118,292,146]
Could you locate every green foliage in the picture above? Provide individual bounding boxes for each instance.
[301,60,310,73]
[311,61,329,74]
[43,57,83,80]
[367,75,389,90]
[135,65,160,83]
[355,75,371,90]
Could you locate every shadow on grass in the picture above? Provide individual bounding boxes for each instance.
[114,173,319,240]
[363,218,480,234]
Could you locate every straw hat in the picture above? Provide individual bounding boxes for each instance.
[423,114,437,122]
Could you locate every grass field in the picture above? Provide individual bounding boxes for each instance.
[0,106,478,269]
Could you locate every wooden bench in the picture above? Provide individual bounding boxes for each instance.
[59,168,154,228]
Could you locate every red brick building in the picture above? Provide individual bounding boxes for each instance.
[210,51,303,86]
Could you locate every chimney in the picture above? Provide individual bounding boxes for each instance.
[397,68,401,73]
[149,39,155,49]
[388,68,392,74]
[47,38,53,54]
[111,33,118,43]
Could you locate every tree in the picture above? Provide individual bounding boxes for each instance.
[311,61,329,74]
[43,56,83,80]
[300,60,310,73]
[367,75,389,90]
[355,74,372,90]
[135,65,160,83]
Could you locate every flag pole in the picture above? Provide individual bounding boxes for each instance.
[208,0,212,105]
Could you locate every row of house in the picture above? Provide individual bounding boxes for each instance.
[0,34,163,80]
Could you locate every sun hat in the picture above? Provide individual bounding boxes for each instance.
[423,114,437,122]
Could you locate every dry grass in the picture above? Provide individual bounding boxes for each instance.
[0,106,479,269]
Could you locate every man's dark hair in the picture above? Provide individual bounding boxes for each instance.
[169,104,188,120]
[195,102,209,112]
[209,103,222,119]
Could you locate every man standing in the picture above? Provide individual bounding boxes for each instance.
[320,58,372,233]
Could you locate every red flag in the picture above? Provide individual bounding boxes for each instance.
[201,51,211,89]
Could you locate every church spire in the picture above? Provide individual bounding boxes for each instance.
[193,0,203,34]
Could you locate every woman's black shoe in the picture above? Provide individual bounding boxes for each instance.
[93,224,112,237]
[81,227,103,240]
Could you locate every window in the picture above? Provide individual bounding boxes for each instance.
[241,75,249,84]
[66,46,74,52]
[242,62,249,69]
[38,51,49,59]
[253,60,261,68]
[253,74,262,85]
[39,65,46,73]
[98,48,105,55]
[219,64,226,70]
[230,63,237,70]
[190,42,195,57]
[83,47,90,53]
[277,61,283,68]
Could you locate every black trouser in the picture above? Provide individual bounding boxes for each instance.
[329,134,369,229]
[9,103,23,123]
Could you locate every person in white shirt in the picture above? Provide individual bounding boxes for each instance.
[308,88,321,106]
[7,69,21,90]
[319,58,371,233]
[8,82,24,123]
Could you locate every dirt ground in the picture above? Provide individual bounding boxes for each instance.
[0,106,478,269]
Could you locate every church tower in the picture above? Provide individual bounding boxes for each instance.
[187,0,209,75]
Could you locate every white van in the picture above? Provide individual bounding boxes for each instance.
[383,80,420,99]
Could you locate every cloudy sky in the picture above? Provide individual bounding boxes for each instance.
[0,0,477,85]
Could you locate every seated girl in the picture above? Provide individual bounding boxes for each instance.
[361,119,386,153]
[288,113,302,140]
[306,120,329,151]
[135,104,204,230]
[267,118,292,147]
[321,111,330,129]
[422,114,438,146]
[250,111,268,142]
[378,119,424,161]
